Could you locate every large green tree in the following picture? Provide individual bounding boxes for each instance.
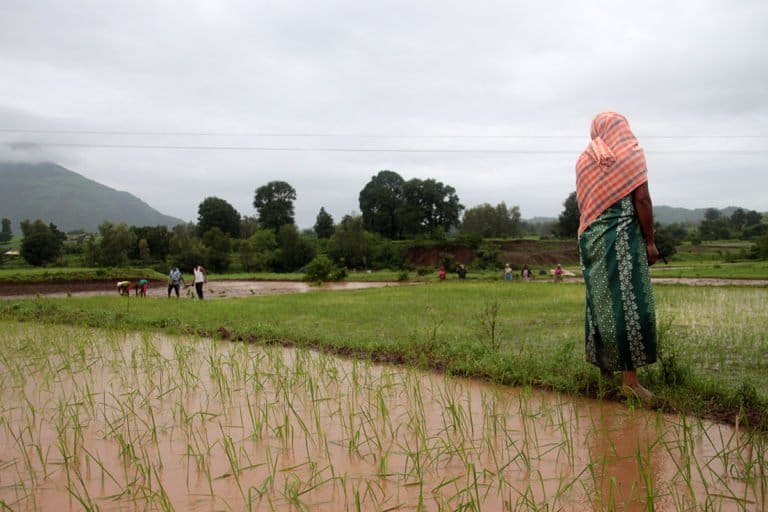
[274,224,315,272]
[314,207,335,239]
[20,219,63,266]
[399,178,463,237]
[555,191,580,239]
[460,202,521,238]
[328,214,374,268]
[202,227,232,272]
[96,222,136,267]
[253,181,296,232]
[197,196,241,238]
[0,218,11,242]
[359,170,406,239]
[129,225,170,262]
[239,229,278,271]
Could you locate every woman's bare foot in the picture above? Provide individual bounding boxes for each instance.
[621,384,655,404]
[620,370,655,404]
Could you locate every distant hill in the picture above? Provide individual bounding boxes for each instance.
[0,161,184,233]
[653,205,745,225]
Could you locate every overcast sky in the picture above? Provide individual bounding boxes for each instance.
[1,1,766,227]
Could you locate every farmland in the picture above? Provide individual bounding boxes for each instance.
[0,278,766,510]
[1,322,766,510]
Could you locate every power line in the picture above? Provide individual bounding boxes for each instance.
[6,141,768,154]
[1,128,767,139]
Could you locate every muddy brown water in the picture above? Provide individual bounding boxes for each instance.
[1,326,764,511]
[0,279,415,300]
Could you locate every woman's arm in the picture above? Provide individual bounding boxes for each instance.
[632,182,659,265]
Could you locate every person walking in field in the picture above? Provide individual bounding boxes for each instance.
[168,266,183,298]
[576,112,659,402]
[504,264,513,281]
[193,264,206,299]
[136,278,149,297]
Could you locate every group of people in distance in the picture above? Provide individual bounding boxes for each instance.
[117,264,207,299]
[116,278,149,297]
[437,264,467,281]
[437,263,559,282]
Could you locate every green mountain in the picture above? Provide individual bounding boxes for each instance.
[0,161,183,233]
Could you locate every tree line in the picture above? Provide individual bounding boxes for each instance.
[3,170,767,271]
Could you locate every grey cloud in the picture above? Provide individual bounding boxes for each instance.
[1,0,766,227]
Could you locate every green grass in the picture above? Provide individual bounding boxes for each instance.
[0,266,166,283]
[650,260,768,279]
[1,281,766,430]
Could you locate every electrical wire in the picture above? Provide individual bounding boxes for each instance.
[1,128,767,139]
[3,141,767,153]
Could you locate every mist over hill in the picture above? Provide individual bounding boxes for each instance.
[0,161,183,233]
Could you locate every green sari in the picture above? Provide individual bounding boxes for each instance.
[579,195,657,371]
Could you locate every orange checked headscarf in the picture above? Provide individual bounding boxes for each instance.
[575,112,647,236]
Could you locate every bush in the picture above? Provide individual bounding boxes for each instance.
[416,266,433,276]
[328,267,347,281]
[304,254,346,282]
[304,254,333,281]
[474,243,501,270]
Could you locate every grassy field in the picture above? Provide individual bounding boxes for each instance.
[1,281,766,430]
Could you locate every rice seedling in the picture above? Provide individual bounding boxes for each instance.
[0,320,765,510]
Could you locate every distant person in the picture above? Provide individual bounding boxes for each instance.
[168,266,183,297]
[553,264,564,283]
[457,264,467,280]
[521,264,533,281]
[576,112,658,402]
[503,264,513,281]
[438,266,447,281]
[136,278,149,297]
[117,281,131,296]
[193,265,206,299]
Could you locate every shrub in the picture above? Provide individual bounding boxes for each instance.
[304,254,345,282]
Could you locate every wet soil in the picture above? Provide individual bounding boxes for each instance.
[0,279,415,299]
[1,327,764,511]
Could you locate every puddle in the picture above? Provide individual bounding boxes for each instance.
[0,323,765,511]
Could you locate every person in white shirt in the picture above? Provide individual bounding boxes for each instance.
[193,265,206,299]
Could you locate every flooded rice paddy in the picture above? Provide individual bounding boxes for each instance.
[0,280,412,300]
[1,323,765,511]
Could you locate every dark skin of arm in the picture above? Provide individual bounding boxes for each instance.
[632,182,659,266]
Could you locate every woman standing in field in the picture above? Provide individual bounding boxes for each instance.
[576,112,659,401]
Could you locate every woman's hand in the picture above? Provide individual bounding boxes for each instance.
[646,241,659,266]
